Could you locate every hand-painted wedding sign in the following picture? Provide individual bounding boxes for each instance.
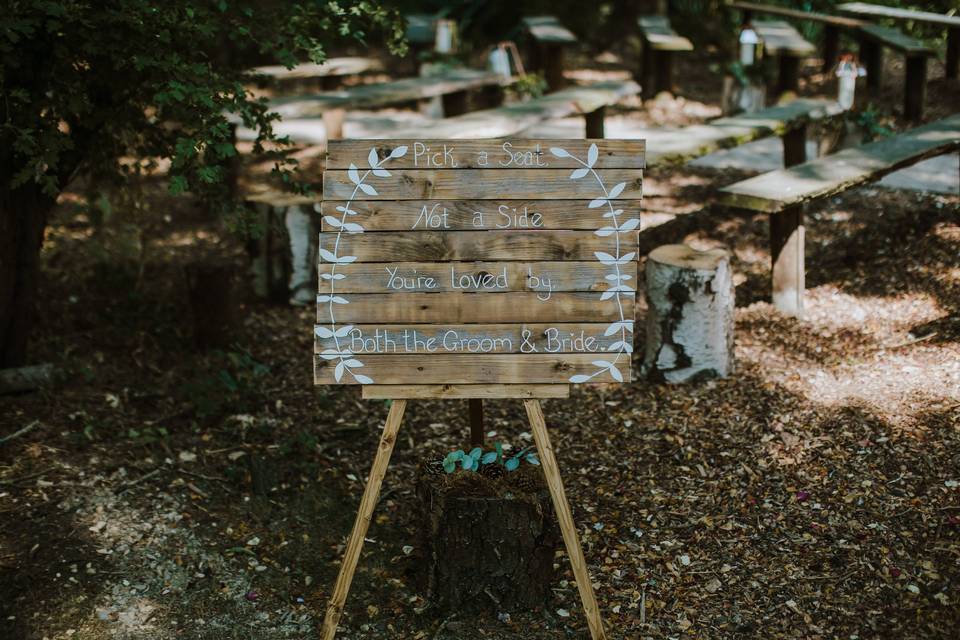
[315,139,645,388]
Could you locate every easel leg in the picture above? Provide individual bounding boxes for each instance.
[321,399,407,640]
[523,399,607,640]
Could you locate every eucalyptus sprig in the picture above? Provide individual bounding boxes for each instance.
[441,442,540,474]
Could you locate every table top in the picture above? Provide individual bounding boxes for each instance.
[837,3,960,28]
[753,20,817,56]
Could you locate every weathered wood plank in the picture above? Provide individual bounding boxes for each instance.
[325,140,645,169]
[315,354,632,384]
[321,261,620,293]
[645,98,843,167]
[638,16,694,51]
[858,23,932,55]
[323,169,643,200]
[523,16,578,44]
[718,114,960,212]
[249,57,383,82]
[315,323,631,354]
[319,231,640,262]
[319,200,643,230]
[269,69,508,117]
[754,20,816,56]
[726,1,864,28]
[315,292,636,323]
[361,384,570,399]
[837,2,960,28]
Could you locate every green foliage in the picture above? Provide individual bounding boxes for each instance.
[727,61,773,87]
[441,442,540,474]
[180,347,270,419]
[510,72,548,100]
[852,104,894,143]
[1,1,405,209]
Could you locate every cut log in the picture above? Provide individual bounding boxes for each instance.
[642,245,735,383]
[415,465,560,613]
[0,364,54,395]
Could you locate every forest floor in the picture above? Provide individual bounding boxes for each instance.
[1,47,959,640]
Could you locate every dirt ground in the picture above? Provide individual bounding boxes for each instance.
[1,46,959,640]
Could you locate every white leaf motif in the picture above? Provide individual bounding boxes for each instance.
[334,361,345,382]
[603,208,624,219]
[550,147,570,158]
[343,359,363,368]
[390,145,408,158]
[618,219,640,232]
[372,168,391,178]
[594,251,617,265]
[348,163,360,185]
[618,252,636,264]
[342,222,364,233]
[368,148,379,168]
[609,365,624,382]
[569,374,591,383]
[588,198,607,209]
[323,216,342,228]
[600,289,619,300]
[331,296,349,304]
[359,183,378,196]
[591,359,612,369]
[587,143,598,167]
[608,182,626,199]
[335,205,357,215]
[334,325,354,337]
[314,326,334,338]
[595,227,616,237]
[570,167,589,179]
[319,349,341,361]
[354,374,374,384]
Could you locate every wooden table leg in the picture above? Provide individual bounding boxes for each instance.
[903,55,927,124]
[640,41,652,101]
[777,55,800,95]
[523,399,607,640]
[770,204,804,318]
[859,38,882,92]
[321,399,408,640]
[782,124,807,168]
[441,89,469,117]
[545,43,566,92]
[947,27,959,80]
[469,398,484,447]
[585,106,606,139]
[822,24,839,73]
[655,51,674,96]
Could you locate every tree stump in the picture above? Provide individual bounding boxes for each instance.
[415,465,560,613]
[642,244,735,383]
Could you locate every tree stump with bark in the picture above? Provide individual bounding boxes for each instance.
[642,244,735,383]
[415,464,560,613]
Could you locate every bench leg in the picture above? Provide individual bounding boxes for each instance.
[770,205,805,318]
[948,28,959,80]
[323,108,345,140]
[860,38,882,91]
[478,84,504,109]
[782,124,807,168]
[585,106,605,139]
[545,43,566,93]
[655,51,674,96]
[777,55,800,96]
[640,41,652,101]
[441,89,469,117]
[903,55,926,123]
[822,25,839,73]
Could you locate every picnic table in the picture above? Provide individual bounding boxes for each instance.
[838,2,960,78]
[638,15,694,99]
[753,20,817,94]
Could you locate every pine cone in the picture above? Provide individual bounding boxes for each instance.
[421,460,446,478]
[479,463,506,480]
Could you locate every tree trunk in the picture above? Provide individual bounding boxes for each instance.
[0,185,55,368]
[642,244,735,383]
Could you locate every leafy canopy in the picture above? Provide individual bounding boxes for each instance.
[0,1,404,205]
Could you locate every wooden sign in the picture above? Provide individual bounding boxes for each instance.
[315,139,645,389]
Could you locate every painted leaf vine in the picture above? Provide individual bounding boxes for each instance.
[315,145,408,383]
[550,143,639,383]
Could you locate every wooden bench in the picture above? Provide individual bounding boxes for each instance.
[726,1,864,72]
[522,16,578,92]
[265,69,512,139]
[638,15,694,100]
[646,97,843,168]
[718,113,960,316]
[249,57,383,94]
[839,2,960,79]
[752,20,817,95]
[857,23,933,122]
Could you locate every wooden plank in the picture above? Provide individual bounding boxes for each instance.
[725,1,864,28]
[320,400,406,640]
[269,69,507,117]
[325,140,645,169]
[315,291,636,323]
[858,23,932,55]
[754,20,817,56]
[319,230,640,262]
[314,354,633,384]
[524,399,608,640]
[249,57,383,81]
[382,81,640,139]
[645,98,843,166]
[321,261,621,293]
[315,323,632,354]
[638,16,694,51]
[523,16,578,44]
[718,114,960,212]
[323,169,643,200]
[319,200,643,230]
[362,384,570,399]
[837,2,960,28]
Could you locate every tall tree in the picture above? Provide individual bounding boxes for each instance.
[0,0,403,367]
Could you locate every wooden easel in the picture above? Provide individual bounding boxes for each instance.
[320,384,607,640]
